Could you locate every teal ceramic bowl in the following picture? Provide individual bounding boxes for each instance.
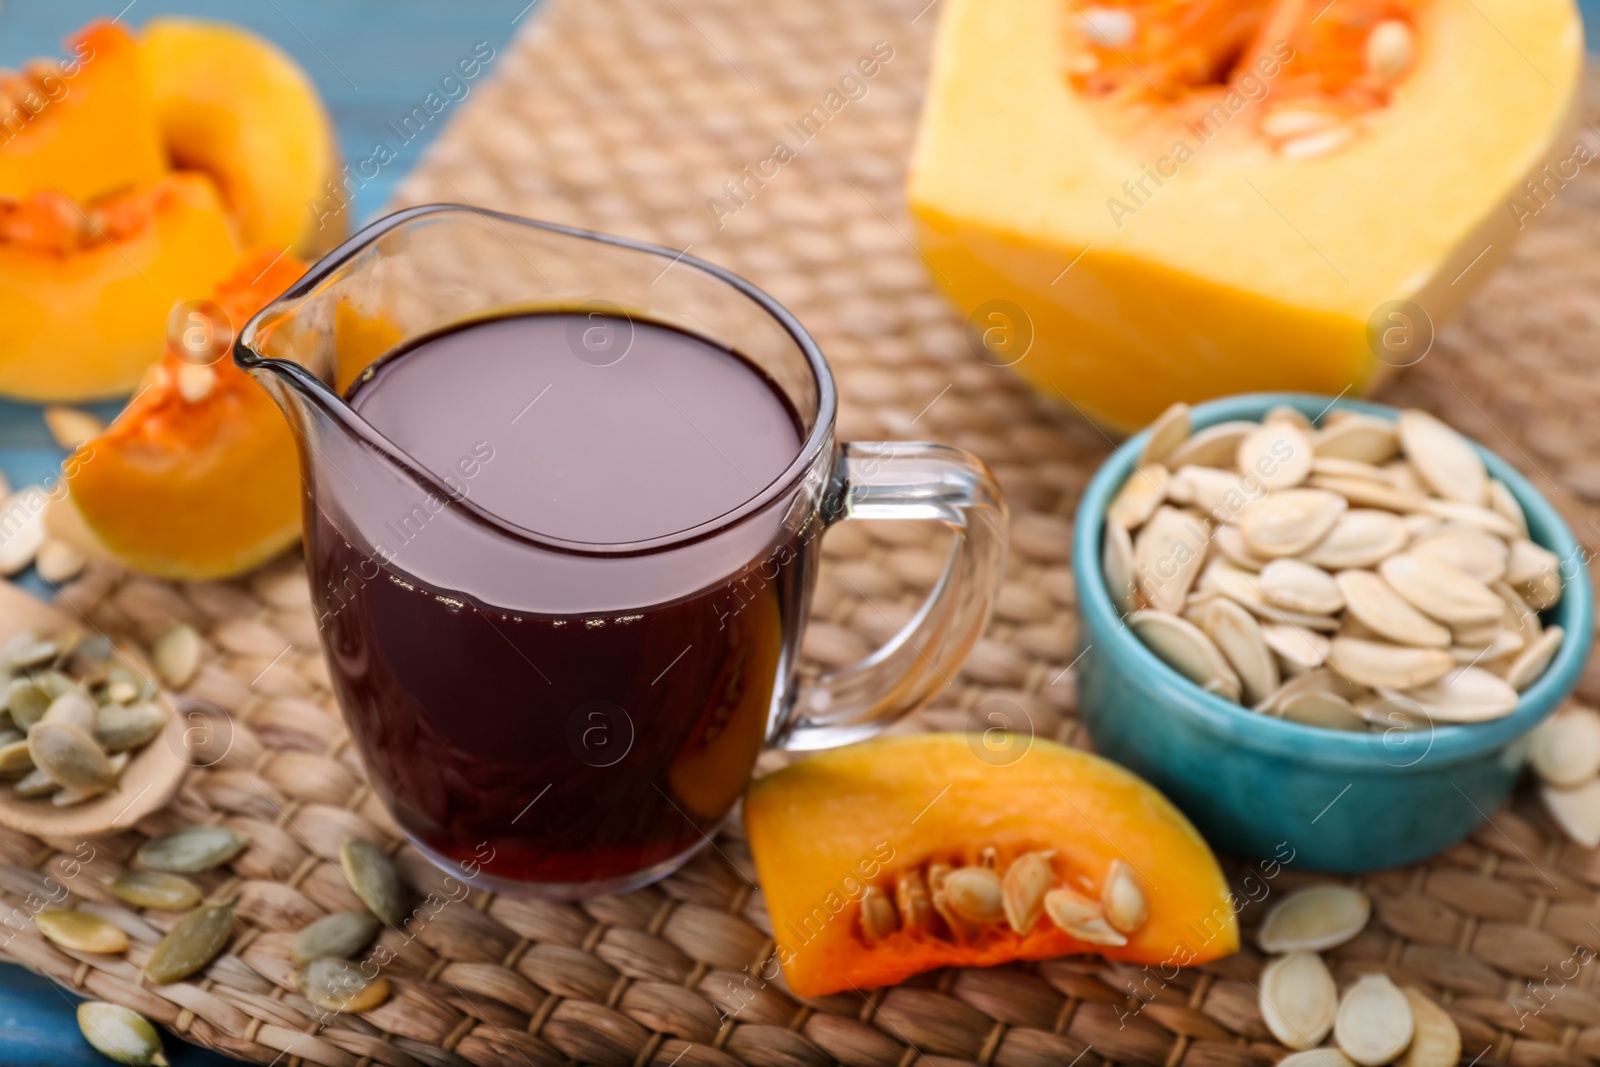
[1073,393,1595,872]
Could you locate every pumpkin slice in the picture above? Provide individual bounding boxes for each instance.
[140,18,344,257]
[744,733,1237,997]
[58,248,306,579]
[909,0,1584,430]
[0,21,167,203]
[0,173,239,401]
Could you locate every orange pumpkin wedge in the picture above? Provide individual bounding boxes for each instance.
[0,173,239,401]
[0,21,167,203]
[744,733,1237,997]
[57,247,306,579]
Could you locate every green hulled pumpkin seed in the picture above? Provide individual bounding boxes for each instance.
[152,625,201,690]
[28,722,114,792]
[145,902,234,984]
[95,703,169,753]
[43,691,97,733]
[135,827,249,873]
[339,838,407,927]
[0,738,33,777]
[298,957,391,1013]
[4,636,59,671]
[107,870,203,911]
[36,909,129,954]
[290,911,381,966]
[74,635,113,664]
[77,1001,168,1066]
[13,767,55,798]
[4,679,49,730]
[36,670,80,700]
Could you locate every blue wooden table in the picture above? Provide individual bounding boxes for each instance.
[0,4,534,1061]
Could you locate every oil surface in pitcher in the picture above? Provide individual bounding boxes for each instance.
[308,311,809,888]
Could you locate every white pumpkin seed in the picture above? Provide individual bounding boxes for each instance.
[1336,570,1451,648]
[1309,474,1428,514]
[1401,666,1519,722]
[1487,480,1528,537]
[1236,422,1314,491]
[0,488,47,574]
[1313,413,1399,464]
[1334,974,1414,1066]
[1238,490,1347,558]
[77,1002,167,1067]
[1201,561,1341,631]
[1258,885,1371,953]
[1129,611,1241,702]
[1506,538,1562,606]
[1543,778,1600,847]
[1103,519,1139,615]
[1043,886,1126,945]
[1108,465,1170,530]
[27,722,113,792]
[1278,1052,1356,1067]
[1079,6,1136,47]
[152,624,202,690]
[1140,403,1190,466]
[1399,409,1486,505]
[136,826,250,873]
[1261,624,1330,672]
[1277,690,1365,731]
[1398,987,1460,1067]
[939,865,1004,924]
[1254,669,1349,715]
[1529,709,1600,788]
[0,739,33,777]
[1100,859,1146,933]
[1259,950,1337,1050]
[1378,553,1503,626]
[341,837,408,926]
[1133,507,1211,614]
[1311,457,1397,484]
[859,885,898,945]
[1299,509,1409,570]
[1258,559,1345,616]
[1164,420,1255,469]
[1450,630,1523,665]
[1264,405,1312,430]
[1188,597,1278,705]
[35,540,86,584]
[1327,638,1454,690]
[1409,525,1508,584]
[1000,851,1055,935]
[1421,499,1520,539]
[1215,524,1271,571]
[1178,465,1262,521]
[1506,626,1563,692]
[1365,18,1414,82]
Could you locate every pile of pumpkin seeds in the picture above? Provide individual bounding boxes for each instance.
[287,837,408,1014]
[0,628,171,805]
[1255,886,1459,1066]
[1104,403,1565,732]
[29,825,249,1063]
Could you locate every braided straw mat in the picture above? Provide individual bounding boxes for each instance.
[6,1,1600,1064]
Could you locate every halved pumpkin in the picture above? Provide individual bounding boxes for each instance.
[744,733,1237,997]
[0,21,167,203]
[58,248,306,579]
[140,18,344,257]
[909,0,1584,431]
[0,174,239,401]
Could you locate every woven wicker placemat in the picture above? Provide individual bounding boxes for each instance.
[6,0,1600,1063]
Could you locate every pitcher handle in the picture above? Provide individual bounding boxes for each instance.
[780,442,1008,751]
